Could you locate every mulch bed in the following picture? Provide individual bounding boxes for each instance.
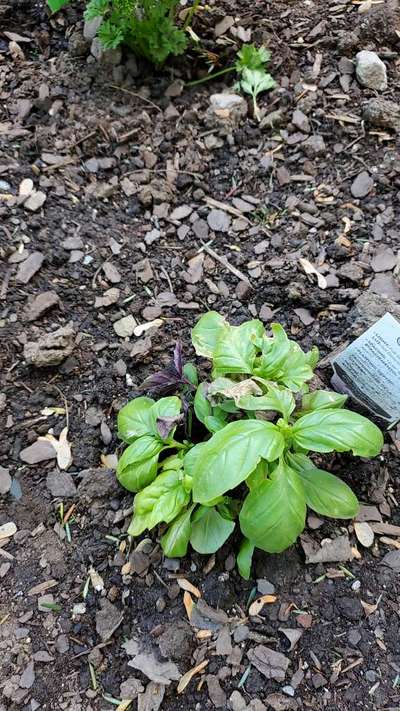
[1,0,400,709]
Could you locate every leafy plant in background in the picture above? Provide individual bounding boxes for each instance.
[117,312,383,578]
[47,0,188,64]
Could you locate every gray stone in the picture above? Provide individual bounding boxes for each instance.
[363,97,400,133]
[46,470,77,498]
[338,262,363,283]
[369,273,400,301]
[0,466,11,494]
[257,579,276,595]
[351,171,374,198]
[68,31,90,56]
[336,596,363,621]
[348,629,362,646]
[229,690,247,711]
[23,291,59,321]
[20,440,57,464]
[96,599,123,641]
[365,670,378,683]
[16,251,44,284]
[207,208,231,233]
[19,662,35,689]
[247,645,290,681]
[301,134,325,158]
[24,324,75,367]
[350,291,400,335]
[206,93,248,131]
[371,247,397,273]
[292,109,310,133]
[83,16,102,40]
[56,634,70,653]
[356,50,387,91]
[78,467,119,499]
[91,37,122,65]
[233,624,249,643]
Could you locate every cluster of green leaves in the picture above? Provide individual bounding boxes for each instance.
[47,0,187,65]
[235,44,275,121]
[117,312,383,578]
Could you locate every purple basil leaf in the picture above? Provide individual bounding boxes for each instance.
[173,341,183,376]
[156,414,183,440]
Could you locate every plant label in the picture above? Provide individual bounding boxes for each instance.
[331,313,400,427]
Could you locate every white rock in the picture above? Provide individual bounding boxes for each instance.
[355,51,387,91]
[206,93,248,131]
[19,178,33,198]
[24,190,46,212]
[113,315,137,338]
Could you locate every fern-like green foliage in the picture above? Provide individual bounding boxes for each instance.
[83,0,187,64]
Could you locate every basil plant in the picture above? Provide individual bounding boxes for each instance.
[116,312,383,578]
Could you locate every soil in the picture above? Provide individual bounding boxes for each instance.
[1,0,400,709]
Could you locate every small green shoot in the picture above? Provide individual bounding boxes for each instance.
[235,44,275,121]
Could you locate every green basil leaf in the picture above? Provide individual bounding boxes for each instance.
[240,460,306,553]
[246,460,269,490]
[184,442,207,478]
[161,506,194,558]
[192,420,285,504]
[287,453,359,519]
[291,409,384,457]
[128,510,153,537]
[194,383,212,424]
[300,390,347,413]
[192,311,229,358]
[117,453,159,493]
[238,386,295,420]
[118,396,155,443]
[134,468,190,528]
[237,538,254,580]
[117,437,164,492]
[183,362,198,386]
[190,506,235,554]
[204,414,226,433]
[213,320,265,376]
[47,0,69,12]
[254,325,314,391]
[150,396,181,438]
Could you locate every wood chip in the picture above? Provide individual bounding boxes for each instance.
[299,258,328,289]
[370,522,400,537]
[183,591,193,621]
[196,630,212,640]
[249,594,277,616]
[28,579,58,595]
[177,660,209,694]
[177,578,201,598]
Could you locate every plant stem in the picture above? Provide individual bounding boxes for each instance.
[183,0,201,30]
[186,66,235,87]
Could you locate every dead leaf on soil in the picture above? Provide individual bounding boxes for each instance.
[278,627,303,651]
[361,598,380,617]
[249,594,277,616]
[128,652,180,685]
[133,319,163,337]
[354,521,374,547]
[0,522,17,540]
[28,579,58,596]
[299,258,328,290]
[177,578,201,598]
[183,591,193,620]
[41,427,72,470]
[89,566,104,592]
[177,659,209,694]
